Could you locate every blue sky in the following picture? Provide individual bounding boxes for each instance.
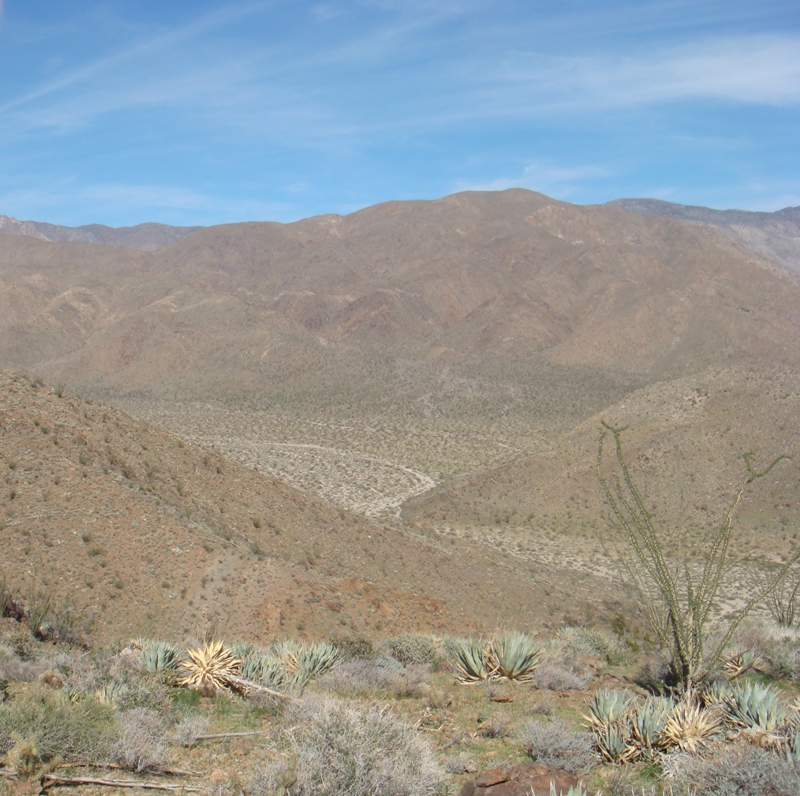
[1,0,799,226]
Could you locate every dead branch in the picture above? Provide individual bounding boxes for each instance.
[42,773,203,791]
[193,730,264,741]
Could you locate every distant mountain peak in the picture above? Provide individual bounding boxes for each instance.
[0,214,203,251]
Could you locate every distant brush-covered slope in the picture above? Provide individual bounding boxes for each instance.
[0,214,203,251]
[605,198,800,275]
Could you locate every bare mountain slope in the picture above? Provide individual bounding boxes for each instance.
[605,198,800,276]
[3,189,800,403]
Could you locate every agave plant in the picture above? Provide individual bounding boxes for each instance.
[723,681,785,734]
[292,642,343,687]
[662,700,719,752]
[630,696,672,753]
[721,648,760,679]
[492,632,542,682]
[448,638,497,684]
[94,682,126,707]
[240,652,286,687]
[700,678,731,707]
[140,640,182,672]
[582,689,635,731]
[179,640,241,694]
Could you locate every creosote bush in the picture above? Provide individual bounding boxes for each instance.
[283,695,444,796]
[519,717,597,774]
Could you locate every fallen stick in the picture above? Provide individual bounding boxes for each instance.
[42,773,203,791]
[194,730,264,741]
[62,761,199,776]
[0,769,17,780]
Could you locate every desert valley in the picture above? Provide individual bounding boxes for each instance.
[3,189,800,795]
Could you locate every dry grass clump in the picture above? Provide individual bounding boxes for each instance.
[519,717,597,774]
[278,695,444,796]
[316,659,406,696]
[664,744,800,795]
[109,707,169,773]
[0,685,118,761]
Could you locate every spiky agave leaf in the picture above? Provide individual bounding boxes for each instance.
[240,652,286,687]
[492,632,542,682]
[721,648,760,679]
[593,722,638,764]
[448,638,497,684]
[700,679,731,708]
[662,700,719,752]
[179,640,241,694]
[292,642,343,687]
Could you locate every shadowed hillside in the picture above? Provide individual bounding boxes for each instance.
[606,198,800,276]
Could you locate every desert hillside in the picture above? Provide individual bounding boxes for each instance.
[0,371,621,641]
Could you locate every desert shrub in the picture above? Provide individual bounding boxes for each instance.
[284,696,444,796]
[386,634,440,667]
[519,717,597,775]
[478,714,511,738]
[174,715,209,746]
[762,636,800,680]
[534,664,591,691]
[331,634,376,661]
[47,597,93,646]
[556,627,623,666]
[633,656,672,694]
[664,745,800,795]
[109,708,168,773]
[318,659,420,697]
[0,643,40,683]
[0,685,118,761]
[248,756,298,796]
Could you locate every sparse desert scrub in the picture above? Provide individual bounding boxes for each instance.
[109,707,169,773]
[0,685,118,762]
[663,744,800,795]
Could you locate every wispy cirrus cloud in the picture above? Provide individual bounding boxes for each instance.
[0,0,798,223]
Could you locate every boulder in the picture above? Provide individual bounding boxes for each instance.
[460,762,583,796]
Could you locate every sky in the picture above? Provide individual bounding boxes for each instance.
[1,0,799,227]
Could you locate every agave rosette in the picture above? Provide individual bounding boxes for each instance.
[179,640,242,694]
[662,700,719,752]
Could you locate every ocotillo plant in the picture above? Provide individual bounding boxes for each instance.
[597,421,797,692]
